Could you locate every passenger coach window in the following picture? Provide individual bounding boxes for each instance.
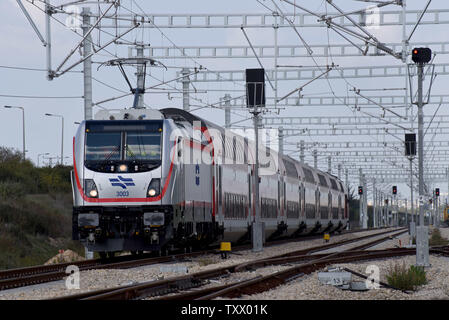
[86,132,121,161]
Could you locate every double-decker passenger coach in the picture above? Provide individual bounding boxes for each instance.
[71,108,348,258]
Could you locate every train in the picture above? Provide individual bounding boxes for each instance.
[71,107,349,258]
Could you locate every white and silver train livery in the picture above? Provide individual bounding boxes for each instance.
[71,108,348,256]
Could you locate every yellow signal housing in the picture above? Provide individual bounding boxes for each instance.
[220,242,231,252]
[324,233,330,242]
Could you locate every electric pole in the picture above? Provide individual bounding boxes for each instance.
[82,7,93,120]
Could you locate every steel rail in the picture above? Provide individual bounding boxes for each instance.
[0,226,383,286]
[166,245,449,300]
[53,228,406,300]
[0,227,394,291]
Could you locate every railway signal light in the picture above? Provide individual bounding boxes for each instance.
[404,133,416,157]
[435,188,440,197]
[412,47,432,64]
[358,186,363,195]
[246,68,266,108]
[392,186,397,195]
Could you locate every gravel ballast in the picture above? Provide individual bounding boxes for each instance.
[0,227,446,300]
[240,254,449,300]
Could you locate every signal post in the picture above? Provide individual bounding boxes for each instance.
[246,68,265,253]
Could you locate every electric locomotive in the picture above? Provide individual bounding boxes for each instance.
[71,107,348,257]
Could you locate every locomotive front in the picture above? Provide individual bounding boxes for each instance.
[72,111,177,256]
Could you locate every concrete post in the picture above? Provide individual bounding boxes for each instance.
[82,8,93,119]
[135,44,145,109]
[252,109,263,252]
[182,68,190,111]
[278,127,284,155]
[224,94,231,128]
[300,140,305,163]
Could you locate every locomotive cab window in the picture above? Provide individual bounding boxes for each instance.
[85,132,122,161]
[125,132,161,161]
[84,120,163,173]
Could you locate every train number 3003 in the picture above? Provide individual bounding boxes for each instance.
[116,191,129,197]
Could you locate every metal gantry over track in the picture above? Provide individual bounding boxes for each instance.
[16,0,449,230]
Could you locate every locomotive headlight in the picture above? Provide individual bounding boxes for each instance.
[118,164,128,172]
[84,179,99,198]
[147,178,161,198]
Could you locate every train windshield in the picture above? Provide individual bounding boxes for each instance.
[85,132,121,161]
[125,132,161,161]
[84,120,163,172]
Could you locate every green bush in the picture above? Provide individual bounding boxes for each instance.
[0,147,82,268]
[0,181,25,199]
[0,147,72,194]
[386,262,427,291]
[429,229,449,246]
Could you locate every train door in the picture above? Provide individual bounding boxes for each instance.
[218,164,223,223]
[277,174,281,217]
[345,195,349,219]
[338,194,342,219]
[247,167,252,223]
[301,182,305,218]
[283,180,286,220]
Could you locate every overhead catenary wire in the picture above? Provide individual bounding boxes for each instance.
[0,94,83,99]
[13,0,449,191]
[272,0,419,192]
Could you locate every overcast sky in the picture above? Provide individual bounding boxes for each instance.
[1,0,449,203]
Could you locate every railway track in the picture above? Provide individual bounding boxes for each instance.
[52,228,412,300]
[0,226,394,291]
[163,248,419,300]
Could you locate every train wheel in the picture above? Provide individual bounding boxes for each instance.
[130,250,137,256]
[107,251,115,259]
[99,252,107,260]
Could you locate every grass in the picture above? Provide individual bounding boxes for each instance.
[0,147,83,269]
[0,194,84,269]
[410,228,448,246]
[386,262,427,291]
[429,228,449,246]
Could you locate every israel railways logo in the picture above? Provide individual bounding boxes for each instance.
[109,176,135,189]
